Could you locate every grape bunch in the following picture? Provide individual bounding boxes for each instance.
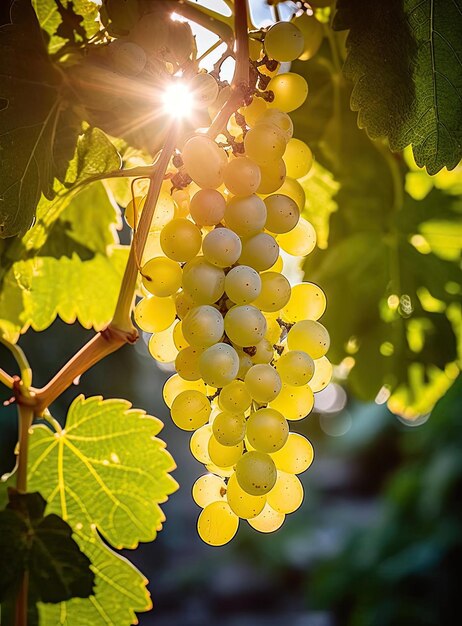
[130,13,332,545]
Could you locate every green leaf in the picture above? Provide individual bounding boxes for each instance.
[0,0,82,238]
[333,0,462,174]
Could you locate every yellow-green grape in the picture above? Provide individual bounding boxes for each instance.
[246,407,288,453]
[293,12,324,61]
[235,451,277,495]
[244,364,282,403]
[212,411,246,446]
[226,473,266,519]
[283,138,313,179]
[282,282,326,322]
[174,289,195,319]
[276,350,315,386]
[208,435,243,467]
[182,258,225,304]
[239,233,279,272]
[172,188,190,217]
[150,183,176,231]
[267,73,308,113]
[175,346,203,381]
[240,96,267,126]
[264,21,304,62]
[277,217,316,256]
[190,424,212,463]
[202,227,242,268]
[237,352,253,379]
[252,338,274,364]
[219,380,252,413]
[206,463,234,478]
[257,109,293,141]
[309,356,333,392]
[160,218,202,262]
[277,177,306,212]
[265,315,282,344]
[287,320,330,359]
[142,231,163,265]
[224,305,267,347]
[248,36,263,61]
[148,326,178,363]
[224,265,262,304]
[257,158,286,194]
[189,188,226,226]
[269,383,314,420]
[141,257,182,297]
[253,272,291,312]
[267,471,304,514]
[197,501,239,546]
[247,502,285,532]
[271,433,314,474]
[224,194,267,237]
[264,194,300,234]
[190,72,219,106]
[227,113,243,139]
[163,374,206,408]
[244,124,287,166]
[181,135,228,189]
[171,389,211,430]
[125,195,146,228]
[134,296,176,332]
[192,473,226,508]
[172,321,189,351]
[199,343,239,387]
[182,305,224,348]
[223,157,261,196]
[266,255,284,273]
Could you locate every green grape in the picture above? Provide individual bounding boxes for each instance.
[163,374,206,408]
[141,257,182,297]
[309,356,333,392]
[192,473,226,508]
[199,343,239,388]
[235,451,277,495]
[287,320,330,359]
[224,265,261,304]
[237,352,253,379]
[277,217,316,256]
[219,380,252,413]
[247,502,285,532]
[244,364,282,403]
[238,233,279,272]
[189,189,226,226]
[244,124,287,166]
[224,194,267,237]
[125,195,146,229]
[276,350,315,386]
[265,315,282,344]
[257,158,286,194]
[270,433,314,474]
[283,138,313,179]
[269,383,314,420]
[172,320,189,351]
[202,227,242,268]
[197,501,239,546]
[223,157,261,196]
[182,258,225,304]
[206,462,234,478]
[246,408,288,452]
[148,325,178,363]
[264,21,304,62]
[292,12,324,61]
[190,424,212,464]
[224,305,267,347]
[182,135,228,189]
[110,41,146,76]
[212,411,246,446]
[226,473,266,519]
[267,470,304,514]
[253,272,291,312]
[252,339,274,364]
[276,177,306,211]
[264,194,300,234]
[174,289,195,319]
[134,296,176,333]
[240,96,267,126]
[282,282,326,322]
[257,111,293,143]
[267,73,308,113]
[171,390,211,430]
[149,183,176,232]
[175,346,203,381]
[190,72,219,106]
[208,435,243,467]
[182,305,224,348]
[160,218,202,262]
[172,188,190,217]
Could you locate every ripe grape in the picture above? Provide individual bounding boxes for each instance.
[287,320,330,359]
[199,343,239,387]
[224,194,267,237]
[244,364,282,403]
[246,408,289,452]
[238,232,279,272]
[110,41,146,76]
[309,356,333,392]
[293,12,324,61]
[252,338,274,364]
[253,272,291,312]
[226,473,266,519]
[160,218,202,262]
[267,73,308,113]
[269,383,314,420]
[264,21,304,62]
[257,109,293,140]
[219,380,252,413]
[192,474,226,508]
[236,451,277,495]
[171,390,211,430]
[141,257,182,297]
[277,177,306,211]
[283,138,313,179]
[197,501,239,546]
[202,227,242,268]
[134,296,176,333]
[174,289,195,319]
[148,326,178,363]
[224,305,267,347]
[175,346,203,381]
[223,157,261,196]
[282,282,326,322]
[182,258,225,304]
[172,320,189,351]
[264,194,300,234]
[224,265,262,304]
[182,135,228,189]
[190,72,219,106]
[267,471,304,514]
[190,424,212,464]
[270,432,314,474]
[247,502,285,533]
[163,374,206,408]
[182,305,224,348]
[257,159,286,194]
[277,217,316,256]
[208,435,243,467]
[212,412,246,446]
[125,195,146,229]
[276,350,315,386]
[244,124,287,166]
[240,96,267,126]
[189,188,226,226]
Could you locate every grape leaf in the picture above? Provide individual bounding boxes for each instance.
[333,0,462,174]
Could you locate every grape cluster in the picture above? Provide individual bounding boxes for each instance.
[129,13,332,545]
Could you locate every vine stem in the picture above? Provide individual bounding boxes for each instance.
[0,367,14,389]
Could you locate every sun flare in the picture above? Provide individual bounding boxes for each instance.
[162,82,195,118]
